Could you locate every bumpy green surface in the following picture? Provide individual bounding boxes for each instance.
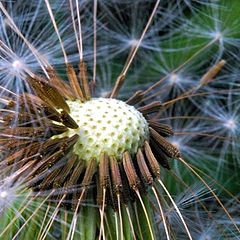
[66,98,149,162]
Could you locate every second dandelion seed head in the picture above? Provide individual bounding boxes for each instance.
[65,98,149,162]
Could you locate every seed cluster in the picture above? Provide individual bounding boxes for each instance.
[66,98,149,162]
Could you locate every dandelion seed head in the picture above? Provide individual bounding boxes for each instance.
[63,98,149,162]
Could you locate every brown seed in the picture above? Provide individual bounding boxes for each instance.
[126,90,144,105]
[110,156,122,194]
[148,120,174,137]
[27,75,70,112]
[65,160,85,208]
[136,148,153,185]
[119,162,135,204]
[200,59,226,86]
[122,151,140,190]
[79,60,91,100]
[82,158,97,187]
[47,67,76,100]
[109,156,123,209]
[29,149,66,184]
[19,93,62,122]
[39,167,63,190]
[149,127,181,158]
[53,154,79,188]
[109,75,125,98]
[150,138,170,170]
[99,153,110,188]
[4,143,39,165]
[144,141,161,178]
[138,101,162,115]
[63,160,85,190]
[66,64,85,100]
[60,110,79,129]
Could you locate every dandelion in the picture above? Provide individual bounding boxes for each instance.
[0,0,240,239]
